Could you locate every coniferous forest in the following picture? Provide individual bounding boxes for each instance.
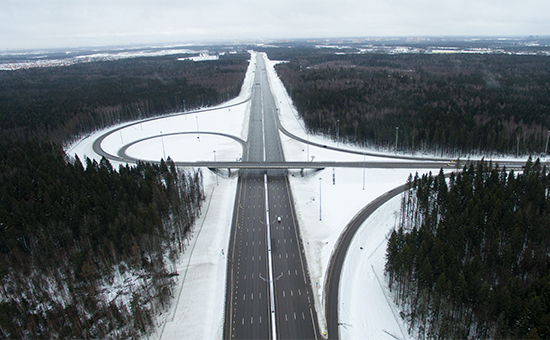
[0,51,249,338]
[386,160,550,339]
[0,52,249,145]
[272,50,550,156]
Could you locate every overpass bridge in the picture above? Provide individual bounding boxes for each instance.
[164,160,527,171]
[172,160,451,169]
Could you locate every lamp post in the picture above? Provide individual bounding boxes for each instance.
[395,126,399,154]
[307,132,310,162]
[160,131,166,160]
[363,154,366,191]
[213,150,218,186]
[545,130,550,155]
[319,177,322,221]
[196,116,200,141]
[337,119,340,147]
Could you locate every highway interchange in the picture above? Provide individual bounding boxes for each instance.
[90,52,540,339]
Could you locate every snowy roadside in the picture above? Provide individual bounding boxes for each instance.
[154,171,237,339]
[339,196,409,340]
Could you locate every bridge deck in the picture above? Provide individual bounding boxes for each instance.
[177,160,454,169]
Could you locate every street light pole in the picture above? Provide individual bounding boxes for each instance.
[196,116,200,141]
[160,131,166,160]
[307,132,310,162]
[319,177,322,221]
[363,154,366,190]
[337,119,340,147]
[545,130,550,155]
[395,126,399,154]
[214,150,218,186]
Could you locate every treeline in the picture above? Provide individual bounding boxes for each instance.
[272,51,550,156]
[0,140,204,338]
[0,52,249,144]
[385,160,550,339]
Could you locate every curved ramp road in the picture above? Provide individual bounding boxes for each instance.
[91,98,251,162]
[324,184,408,339]
[116,131,248,163]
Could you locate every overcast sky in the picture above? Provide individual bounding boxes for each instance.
[2,0,550,50]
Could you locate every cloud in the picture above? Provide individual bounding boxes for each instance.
[1,0,549,50]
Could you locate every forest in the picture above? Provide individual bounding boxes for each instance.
[271,49,550,156]
[0,52,249,145]
[385,160,550,339]
[0,51,249,338]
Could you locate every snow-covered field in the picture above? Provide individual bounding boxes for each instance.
[67,50,485,340]
[0,47,218,71]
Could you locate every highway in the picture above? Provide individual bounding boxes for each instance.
[223,54,319,339]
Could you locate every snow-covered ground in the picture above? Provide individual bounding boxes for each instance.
[0,47,218,71]
[67,50,518,340]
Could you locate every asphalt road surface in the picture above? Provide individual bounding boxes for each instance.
[224,54,319,339]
